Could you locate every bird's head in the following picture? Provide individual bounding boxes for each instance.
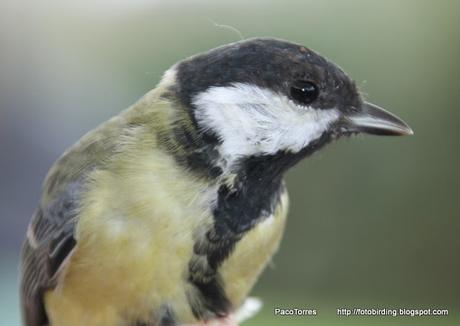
[161,38,412,177]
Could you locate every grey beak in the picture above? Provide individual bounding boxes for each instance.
[344,102,413,136]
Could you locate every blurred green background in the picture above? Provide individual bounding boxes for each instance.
[1,0,459,325]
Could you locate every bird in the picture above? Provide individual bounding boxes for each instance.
[20,37,412,326]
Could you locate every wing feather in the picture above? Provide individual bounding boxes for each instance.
[20,183,80,326]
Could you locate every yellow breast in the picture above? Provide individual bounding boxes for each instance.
[221,190,288,307]
[44,146,288,326]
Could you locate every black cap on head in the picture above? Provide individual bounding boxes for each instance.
[175,38,362,113]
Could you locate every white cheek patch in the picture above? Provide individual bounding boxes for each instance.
[193,83,339,166]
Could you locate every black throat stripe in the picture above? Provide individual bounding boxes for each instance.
[186,156,288,320]
[185,132,333,321]
[157,86,334,321]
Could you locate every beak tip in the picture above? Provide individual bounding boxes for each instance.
[400,120,414,136]
[398,124,414,136]
[350,102,414,137]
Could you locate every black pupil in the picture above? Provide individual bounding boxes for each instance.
[290,81,319,105]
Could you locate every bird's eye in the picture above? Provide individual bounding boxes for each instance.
[290,81,319,105]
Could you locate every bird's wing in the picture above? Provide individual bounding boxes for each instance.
[20,181,81,326]
[20,114,125,326]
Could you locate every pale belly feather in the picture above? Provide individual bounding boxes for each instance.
[45,162,288,326]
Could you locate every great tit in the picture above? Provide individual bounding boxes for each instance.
[20,38,412,326]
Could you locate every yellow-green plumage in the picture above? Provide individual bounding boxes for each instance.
[20,37,413,326]
[36,77,288,325]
